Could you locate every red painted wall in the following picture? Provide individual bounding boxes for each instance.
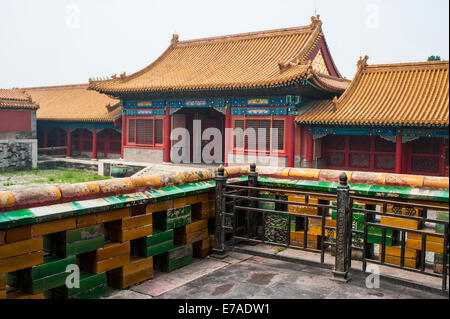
[0,110,31,132]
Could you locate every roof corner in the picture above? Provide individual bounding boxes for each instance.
[357,55,369,71]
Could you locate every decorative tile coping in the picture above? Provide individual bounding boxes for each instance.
[1,174,447,230]
[0,166,448,213]
[257,177,449,203]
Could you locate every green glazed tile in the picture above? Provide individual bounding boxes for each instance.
[137,230,174,247]
[30,256,76,280]
[53,272,106,298]
[134,240,174,258]
[27,271,69,294]
[353,233,397,246]
[434,253,449,264]
[332,210,365,223]
[70,283,107,299]
[155,255,193,272]
[167,206,191,230]
[167,244,193,261]
[354,222,394,237]
[0,209,35,230]
[65,225,104,244]
[60,236,105,256]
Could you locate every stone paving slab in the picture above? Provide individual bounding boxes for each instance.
[103,249,447,300]
[235,243,445,291]
[157,255,446,299]
[104,252,252,299]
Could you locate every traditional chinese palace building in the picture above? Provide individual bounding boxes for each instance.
[4,15,445,177]
[89,15,350,167]
[298,58,449,177]
[0,88,39,170]
[24,84,122,159]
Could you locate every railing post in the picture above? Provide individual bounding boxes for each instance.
[248,163,258,239]
[331,172,351,283]
[212,165,228,259]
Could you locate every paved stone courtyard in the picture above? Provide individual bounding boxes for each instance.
[104,248,447,300]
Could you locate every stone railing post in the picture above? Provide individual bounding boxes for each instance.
[331,172,351,283]
[212,165,228,259]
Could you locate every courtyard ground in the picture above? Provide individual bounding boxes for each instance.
[104,245,448,300]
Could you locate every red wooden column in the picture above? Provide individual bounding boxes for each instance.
[307,132,314,168]
[92,129,97,160]
[224,106,231,166]
[294,123,301,166]
[286,115,295,167]
[79,130,84,155]
[300,126,308,167]
[104,130,110,159]
[43,128,48,155]
[66,128,71,157]
[164,108,171,163]
[395,136,402,174]
[121,116,126,159]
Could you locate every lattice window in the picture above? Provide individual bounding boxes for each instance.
[375,136,395,153]
[234,120,245,149]
[128,119,136,143]
[324,152,345,167]
[349,136,371,151]
[349,153,370,168]
[374,154,395,170]
[409,137,442,174]
[233,117,285,153]
[155,119,163,144]
[411,137,440,154]
[323,135,346,150]
[411,156,439,173]
[245,119,270,151]
[272,120,284,151]
[128,117,163,146]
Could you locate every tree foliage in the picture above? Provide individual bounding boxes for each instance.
[427,55,441,61]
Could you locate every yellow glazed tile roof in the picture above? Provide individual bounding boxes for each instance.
[0,88,39,110]
[24,84,121,122]
[89,15,348,95]
[296,58,449,126]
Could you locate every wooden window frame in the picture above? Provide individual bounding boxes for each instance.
[322,135,396,173]
[231,115,286,155]
[126,116,164,149]
[407,137,445,176]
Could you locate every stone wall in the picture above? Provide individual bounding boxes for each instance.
[38,159,99,172]
[0,139,37,171]
[227,154,287,167]
[123,147,164,163]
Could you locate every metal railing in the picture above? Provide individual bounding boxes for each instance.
[212,164,449,291]
[348,194,449,290]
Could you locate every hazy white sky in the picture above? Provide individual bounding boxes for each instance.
[0,0,448,88]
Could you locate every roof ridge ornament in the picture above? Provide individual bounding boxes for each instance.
[279,58,312,74]
[120,72,126,79]
[357,55,369,70]
[171,34,179,45]
[310,14,322,27]
[331,96,339,111]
